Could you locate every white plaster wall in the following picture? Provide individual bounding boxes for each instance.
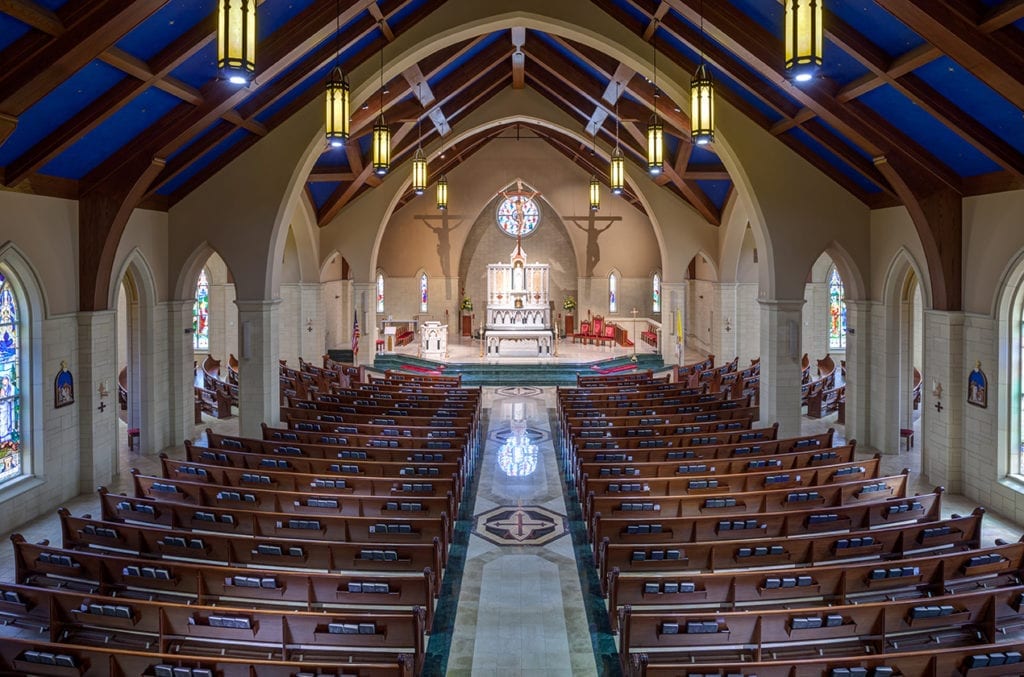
[0,192,78,314]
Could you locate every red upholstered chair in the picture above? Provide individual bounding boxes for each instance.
[574,321,591,344]
[592,316,604,342]
[602,323,616,346]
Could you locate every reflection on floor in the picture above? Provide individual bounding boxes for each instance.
[1,382,1022,676]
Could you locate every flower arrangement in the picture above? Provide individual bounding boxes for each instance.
[460,296,473,312]
[563,295,577,312]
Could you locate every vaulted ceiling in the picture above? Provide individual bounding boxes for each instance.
[0,0,1022,231]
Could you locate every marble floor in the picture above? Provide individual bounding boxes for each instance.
[1,378,1023,675]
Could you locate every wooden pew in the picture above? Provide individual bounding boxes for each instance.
[597,508,982,593]
[378,370,461,387]
[633,642,1024,677]
[606,538,1024,629]
[590,490,944,567]
[586,473,911,541]
[58,509,445,583]
[617,584,1024,669]
[0,581,427,672]
[12,534,437,627]
[189,439,468,485]
[194,384,231,419]
[577,370,661,387]
[0,637,414,677]
[262,423,472,455]
[582,454,879,522]
[126,475,452,548]
[807,383,845,418]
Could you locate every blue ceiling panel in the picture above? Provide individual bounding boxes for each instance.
[858,84,1001,177]
[689,145,719,164]
[664,134,681,162]
[724,0,780,34]
[822,37,871,86]
[307,181,340,210]
[0,60,125,166]
[0,14,31,52]
[116,2,212,62]
[260,0,319,39]
[613,0,655,28]
[157,128,252,196]
[388,0,429,27]
[787,127,881,194]
[828,1,925,58]
[428,32,502,89]
[253,59,335,125]
[169,40,217,90]
[36,0,71,9]
[809,118,872,162]
[916,56,1024,156]
[695,179,733,209]
[41,87,183,179]
[535,32,606,85]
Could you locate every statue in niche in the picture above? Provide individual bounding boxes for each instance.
[565,213,622,277]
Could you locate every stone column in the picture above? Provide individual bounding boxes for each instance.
[166,300,195,448]
[714,282,738,363]
[235,299,281,438]
[299,283,322,363]
[843,300,872,447]
[802,282,829,360]
[734,283,761,365]
[661,281,686,364]
[352,282,374,366]
[77,310,118,492]
[758,299,805,438]
[922,310,964,492]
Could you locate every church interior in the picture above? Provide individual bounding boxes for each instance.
[2,0,1024,674]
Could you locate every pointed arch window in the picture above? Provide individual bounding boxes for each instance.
[419,273,428,313]
[0,270,22,485]
[652,273,661,313]
[376,273,385,313]
[193,269,209,351]
[828,267,846,350]
[609,272,618,314]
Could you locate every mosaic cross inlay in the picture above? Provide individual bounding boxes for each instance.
[473,504,567,546]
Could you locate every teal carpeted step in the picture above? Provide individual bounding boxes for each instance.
[372,353,665,386]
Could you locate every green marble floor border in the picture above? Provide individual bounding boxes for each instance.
[551,408,623,676]
[422,411,487,675]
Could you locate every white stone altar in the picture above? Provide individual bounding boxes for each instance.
[420,321,447,360]
[483,242,553,357]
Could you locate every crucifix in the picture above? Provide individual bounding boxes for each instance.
[97,401,106,412]
[564,213,622,277]
[415,213,466,297]
[934,400,943,413]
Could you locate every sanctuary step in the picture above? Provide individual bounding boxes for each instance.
[373,354,665,386]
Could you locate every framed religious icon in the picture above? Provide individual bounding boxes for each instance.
[54,361,74,408]
[967,361,987,408]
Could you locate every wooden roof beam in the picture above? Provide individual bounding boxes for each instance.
[0,0,166,115]
[874,0,1024,110]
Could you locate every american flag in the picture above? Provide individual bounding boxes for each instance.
[351,311,360,357]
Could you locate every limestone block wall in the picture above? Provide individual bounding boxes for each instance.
[802,282,829,361]
[686,279,715,355]
[734,283,760,364]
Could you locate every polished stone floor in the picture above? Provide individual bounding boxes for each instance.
[1,369,1023,675]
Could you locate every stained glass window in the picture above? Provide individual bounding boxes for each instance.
[193,269,209,351]
[376,273,385,313]
[609,272,618,313]
[496,195,540,237]
[0,270,21,484]
[652,273,661,313]
[828,267,846,350]
[419,273,428,313]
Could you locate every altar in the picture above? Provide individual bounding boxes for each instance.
[483,241,553,357]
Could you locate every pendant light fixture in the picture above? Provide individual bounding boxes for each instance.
[690,0,715,145]
[325,0,349,148]
[411,86,427,195]
[436,137,448,210]
[610,84,625,195]
[589,134,600,211]
[371,24,390,175]
[646,34,663,176]
[785,0,823,82]
[218,0,256,85]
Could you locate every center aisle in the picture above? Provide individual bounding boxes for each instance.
[444,386,599,676]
